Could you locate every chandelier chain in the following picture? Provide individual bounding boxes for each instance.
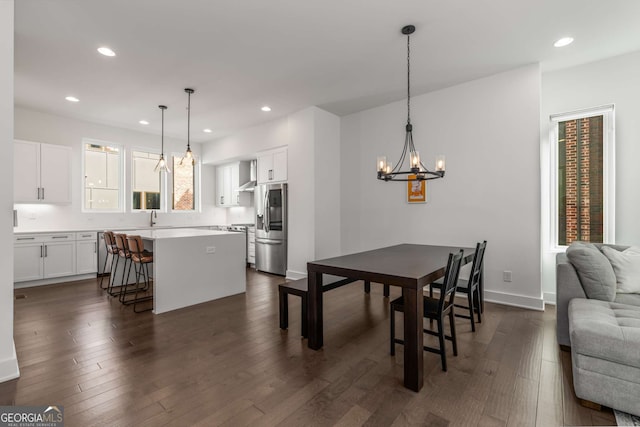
[407,33,411,124]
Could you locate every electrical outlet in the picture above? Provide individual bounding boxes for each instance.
[206,246,216,254]
[503,270,512,282]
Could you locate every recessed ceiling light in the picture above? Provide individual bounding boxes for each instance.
[65,96,79,102]
[97,47,116,57]
[139,120,149,125]
[261,106,272,112]
[554,37,574,48]
[203,128,212,133]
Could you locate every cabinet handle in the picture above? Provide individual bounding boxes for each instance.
[221,195,224,204]
[82,234,92,238]
[37,187,41,200]
[237,194,240,204]
[17,237,35,241]
[41,187,45,200]
[40,246,43,258]
[94,242,97,253]
[268,169,273,180]
[52,236,68,239]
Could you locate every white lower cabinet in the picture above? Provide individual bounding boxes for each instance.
[14,242,45,282]
[14,232,97,283]
[76,233,98,274]
[44,241,76,278]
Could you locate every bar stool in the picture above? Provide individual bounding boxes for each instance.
[125,235,154,313]
[100,231,118,290]
[109,233,132,297]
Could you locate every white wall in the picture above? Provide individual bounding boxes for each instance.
[341,64,543,310]
[0,0,20,382]
[14,107,225,231]
[540,50,640,301]
[202,106,341,278]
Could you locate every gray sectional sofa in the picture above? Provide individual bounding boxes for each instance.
[556,242,640,416]
[556,243,640,348]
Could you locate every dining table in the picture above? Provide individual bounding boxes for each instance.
[306,243,477,392]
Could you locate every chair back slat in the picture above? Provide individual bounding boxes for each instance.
[439,250,464,311]
[103,231,117,254]
[467,240,487,289]
[113,233,129,257]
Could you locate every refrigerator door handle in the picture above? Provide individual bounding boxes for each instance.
[264,189,270,233]
[256,238,283,245]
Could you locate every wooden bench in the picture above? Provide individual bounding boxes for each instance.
[278,278,390,337]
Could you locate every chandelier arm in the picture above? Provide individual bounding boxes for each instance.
[407,32,411,124]
[391,131,411,173]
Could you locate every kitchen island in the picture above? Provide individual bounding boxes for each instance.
[129,228,246,314]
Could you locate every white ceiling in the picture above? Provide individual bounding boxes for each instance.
[14,0,640,143]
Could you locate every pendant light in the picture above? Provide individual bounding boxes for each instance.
[154,105,171,173]
[180,88,195,166]
[377,25,445,182]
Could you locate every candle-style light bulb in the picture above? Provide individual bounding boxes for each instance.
[435,154,446,172]
[377,156,387,172]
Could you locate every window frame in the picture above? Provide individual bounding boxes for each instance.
[170,152,200,213]
[130,148,166,213]
[81,138,125,213]
[549,104,615,250]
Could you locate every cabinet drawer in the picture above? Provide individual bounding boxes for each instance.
[14,234,45,244]
[43,233,75,242]
[76,232,97,241]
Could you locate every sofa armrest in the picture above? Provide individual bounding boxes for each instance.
[556,252,587,348]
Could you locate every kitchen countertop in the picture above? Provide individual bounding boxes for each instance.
[130,228,237,240]
[13,225,230,235]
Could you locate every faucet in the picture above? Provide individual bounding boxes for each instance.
[150,210,157,227]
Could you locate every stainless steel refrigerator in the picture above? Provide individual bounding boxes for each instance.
[255,183,287,275]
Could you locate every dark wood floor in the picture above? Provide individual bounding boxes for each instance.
[2,270,615,426]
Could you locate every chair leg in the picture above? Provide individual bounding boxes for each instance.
[278,289,288,330]
[390,306,396,356]
[133,262,153,313]
[475,287,482,323]
[364,281,371,294]
[301,294,308,338]
[99,253,112,289]
[437,317,447,371]
[383,284,389,297]
[467,290,476,332]
[449,309,458,356]
[107,255,120,295]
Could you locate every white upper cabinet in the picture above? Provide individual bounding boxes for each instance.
[257,147,287,184]
[14,140,72,204]
[215,161,250,207]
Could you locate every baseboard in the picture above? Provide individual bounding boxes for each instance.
[484,290,545,311]
[0,342,20,383]
[14,274,97,289]
[543,292,557,305]
[286,270,307,280]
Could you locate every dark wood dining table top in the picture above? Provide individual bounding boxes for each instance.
[307,243,475,288]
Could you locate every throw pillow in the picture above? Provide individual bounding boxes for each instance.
[566,241,617,301]
[601,246,640,294]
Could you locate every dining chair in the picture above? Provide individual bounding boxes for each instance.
[430,241,487,332]
[124,235,154,313]
[99,231,118,290]
[389,250,464,372]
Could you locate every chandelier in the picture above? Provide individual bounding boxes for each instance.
[377,25,445,182]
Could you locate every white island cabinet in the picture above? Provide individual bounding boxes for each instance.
[129,228,246,314]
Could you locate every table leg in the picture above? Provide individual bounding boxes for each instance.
[402,287,424,392]
[308,271,323,350]
[364,281,371,293]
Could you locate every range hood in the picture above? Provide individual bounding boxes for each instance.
[238,159,257,192]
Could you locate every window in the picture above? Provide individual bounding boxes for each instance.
[132,151,161,210]
[84,141,122,211]
[172,155,195,211]
[551,105,615,247]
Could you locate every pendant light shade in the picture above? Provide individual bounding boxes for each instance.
[376,25,445,182]
[180,88,195,166]
[154,105,171,173]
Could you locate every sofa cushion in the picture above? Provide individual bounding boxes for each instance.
[615,293,640,306]
[601,246,640,294]
[569,299,640,369]
[566,242,617,301]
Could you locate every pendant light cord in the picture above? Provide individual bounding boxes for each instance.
[161,107,165,154]
[187,91,191,150]
[407,32,411,125]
